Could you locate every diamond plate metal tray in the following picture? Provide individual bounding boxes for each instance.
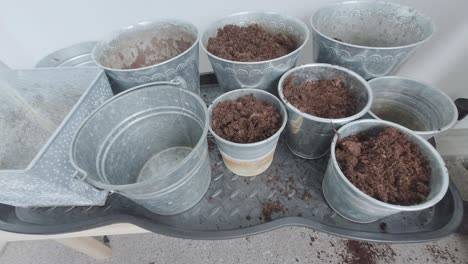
[0,74,463,243]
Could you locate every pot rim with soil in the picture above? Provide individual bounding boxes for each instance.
[208,89,287,147]
[208,88,287,176]
[323,119,449,223]
[368,76,458,138]
[278,63,372,123]
[201,11,310,65]
[92,19,199,72]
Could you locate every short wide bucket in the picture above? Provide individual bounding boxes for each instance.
[71,82,211,215]
[322,119,449,223]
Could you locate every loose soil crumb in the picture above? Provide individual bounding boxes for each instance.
[341,240,396,264]
[426,245,458,263]
[336,127,431,205]
[211,95,282,143]
[283,76,357,118]
[207,24,296,62]
[262,200,287,221]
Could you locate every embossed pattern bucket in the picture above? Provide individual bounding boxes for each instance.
[202,12,309,92]
[92,20,199,94]
[310,1,434,80]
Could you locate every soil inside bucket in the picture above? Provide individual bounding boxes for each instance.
[336,127,431,206]
[211,95,282,143]
[207,24,296,62]
[283,76,357,119]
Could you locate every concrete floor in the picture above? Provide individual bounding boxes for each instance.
[1,138,467,264]
[0,229,467,264]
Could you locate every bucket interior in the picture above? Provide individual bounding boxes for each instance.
[95,21,197,69]
[282,66,370,117]
[100,113,203,185]
[369,78,456,132]
[312,2,433,47]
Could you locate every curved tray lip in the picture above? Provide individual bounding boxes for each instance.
[2,181,463,243]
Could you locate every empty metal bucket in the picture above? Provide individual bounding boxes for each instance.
[310,1,434,80]
[202,11,309,92]
[322,119,449,223]
[368,76,458,139]
[71,82,211,215]
[278,64,372,159]
[92,20,200,94]
[208,89,287,176]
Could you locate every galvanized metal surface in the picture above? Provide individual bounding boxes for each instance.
[310,1,434,80]
[92,20,200,94]
[202,11,309,92]
[0,68,112,207]
[36,42,98,68]
[208,89,287,176]
[0,78,463,243]
[278,64,372,159]
[323,120,449,223]
[71,83,211,215]
[368,76,458,139]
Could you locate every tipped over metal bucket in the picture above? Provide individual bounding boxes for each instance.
[71,82,211,215]
[202,11,309,92]
[310,1,434,80]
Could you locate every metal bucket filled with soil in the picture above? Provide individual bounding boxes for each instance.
[322,119,449,223]
[202,11,309,92]
[368,76,458,139]
[92,19,199,93]
[278,63,372,159]
[208,89,287,176]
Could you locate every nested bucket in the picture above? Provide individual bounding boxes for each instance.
[278,63,372,159]
[368,76,458,139]
[322,119,449,223]
[71,82,211,215]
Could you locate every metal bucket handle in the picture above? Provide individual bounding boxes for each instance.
[72,78,188,184]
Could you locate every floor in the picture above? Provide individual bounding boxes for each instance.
[0,229,467,264]
[0,135,467,264]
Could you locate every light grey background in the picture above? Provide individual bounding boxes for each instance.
[1,0,467,127]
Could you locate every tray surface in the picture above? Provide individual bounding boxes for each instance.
[0,76,463,242]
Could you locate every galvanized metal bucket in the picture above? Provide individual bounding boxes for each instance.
[208,89,287,176]
[92,20,199,94]
[310,1,435,80]
[278,63,372,159]
[71,82,211,215]
[368,76,458,139]
[201,11,309,92]
[322,119,449,223]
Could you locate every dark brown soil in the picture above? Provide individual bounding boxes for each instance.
[211,95,282,143]
[283,76,357,118]
[262,200,287,221]
[336,127,431,205]
[341,240,396,264]
[207,24,296,62]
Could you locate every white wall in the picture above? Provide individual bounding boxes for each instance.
[1,0,467,127]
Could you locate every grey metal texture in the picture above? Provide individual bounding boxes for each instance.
[201,11,309,92]
[0,77,463,243]
[368,76,458,139]
[323,119,449,223]
[0,68,112,207]
[208,89,287,176]
[278,64,372,159]
[71,83,211,215]
[92,20,200,94]
[36,41,98,68]
[310,1,434,80]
